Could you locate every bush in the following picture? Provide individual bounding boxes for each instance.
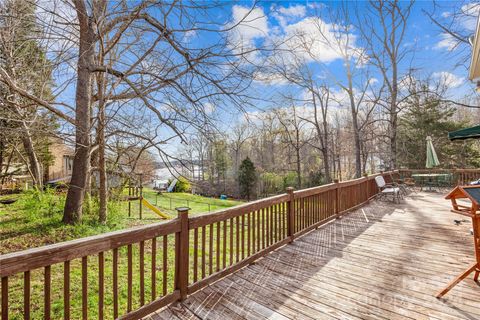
[283,172,298,189]
[175,177,191,193]
[260,172,283,195]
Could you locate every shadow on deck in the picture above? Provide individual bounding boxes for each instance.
[149,192,479,320]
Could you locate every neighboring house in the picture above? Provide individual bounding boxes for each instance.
[46,140,74,182]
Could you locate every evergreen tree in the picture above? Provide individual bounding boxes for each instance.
[238,157,257,201]
[397,84,480,168]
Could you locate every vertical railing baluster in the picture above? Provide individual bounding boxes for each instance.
[152,237,157,300]
[209,224,213,275]
[216,222,220,271]
[113,248,118,318]
[127,244,132,312]
[222,221,227,269]
[99,252,104,320]
[241,214,245,260]
[45,265,51,320]
[81,258,87,320]
[162,235,168,296]
[64,261,70,320]
[1,276,8,320]
[201,226,206,278]
[229,219,233,266]
[193,229,198,283]
[236,216,240,262]
[24,271,30,320]
[140,240,145,306]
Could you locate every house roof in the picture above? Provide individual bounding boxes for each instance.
[469,15,480,80]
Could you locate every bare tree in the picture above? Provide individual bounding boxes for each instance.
[0,0,263,223]
[230,122,252,178]
[357,0,414,169]
[0,0,55,189]
[275,102,308,188]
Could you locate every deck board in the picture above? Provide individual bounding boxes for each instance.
[149,192,480,320]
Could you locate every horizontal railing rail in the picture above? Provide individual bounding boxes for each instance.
[0,171,400,319]
[398,168,480,186]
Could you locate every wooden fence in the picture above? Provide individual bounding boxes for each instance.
[398,168,480,186]
[0,170,421,320]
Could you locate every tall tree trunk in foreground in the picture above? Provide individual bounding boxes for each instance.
[63,0,94,224]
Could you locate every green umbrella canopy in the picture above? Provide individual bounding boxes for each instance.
[426,136,440,169]
[448,125,480,141]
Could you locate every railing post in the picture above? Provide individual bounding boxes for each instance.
[286,187,295,242]
[363,173,369,203]
[175,207,190,300]
[334,179,340,218]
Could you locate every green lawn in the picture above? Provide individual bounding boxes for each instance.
[0,189,243,319]
[0,188,242,254]
[142,190,243,214]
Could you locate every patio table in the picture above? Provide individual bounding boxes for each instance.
[411,173,451,191]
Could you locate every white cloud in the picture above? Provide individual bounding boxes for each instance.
[434,33,458,51]
[278,5,307,18]
[252,71,290,85]
[228,4,361,84]
[204,102,216,114]
[226,5,269,62]
[279,16,356,64]
[432,72,464,88]
[228,6,269,46]
[460,3,480,31]
[183,30,197,42]
[441,11,451,18]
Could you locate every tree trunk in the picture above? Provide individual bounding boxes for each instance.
[98,94,107,224]
[295,147,301,188]
[352,122,362,178]
[346,60,362,178]
[389,106,398,170]
[321,147,331,183]
[63,0,94,224]
[20,127,42,189]
[321,117,331,183]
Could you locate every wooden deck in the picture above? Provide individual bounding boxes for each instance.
[148,192,480,320]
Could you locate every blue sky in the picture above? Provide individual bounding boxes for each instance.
[199,1,479,129]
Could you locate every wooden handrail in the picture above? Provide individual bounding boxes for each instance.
[0,170,400,319]
[0,219,181,278]
[188,193,289,229]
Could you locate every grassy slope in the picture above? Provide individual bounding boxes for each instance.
[0,189,243,319]
[0,189,242,254]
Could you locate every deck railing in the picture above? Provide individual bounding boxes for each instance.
[398,168,480,186]
[0,169,457,319]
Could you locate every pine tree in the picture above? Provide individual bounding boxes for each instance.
[397,84,480,168]
[238,157,257,201]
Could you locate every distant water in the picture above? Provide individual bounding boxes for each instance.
[153,165,203,186]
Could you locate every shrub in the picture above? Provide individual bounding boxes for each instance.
[175,177,191,193]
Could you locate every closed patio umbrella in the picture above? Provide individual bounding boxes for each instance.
[426,136,440,168]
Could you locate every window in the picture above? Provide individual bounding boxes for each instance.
[63,156,73,173]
